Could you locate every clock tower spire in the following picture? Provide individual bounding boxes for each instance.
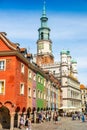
[36,1,54,65]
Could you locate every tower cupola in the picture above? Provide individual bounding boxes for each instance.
[38,1,50,40]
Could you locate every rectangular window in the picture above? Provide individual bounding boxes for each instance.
[28,88,31,97]
[44,80,46,86]
[21,63,24,73]
[0,80,5,94]
[38,76,40,82]
[41,92,43,99]
[38,90,40,98]
[20,83,24,95]
[44,93,46,99]
[41,78,43,84]
[28,71,32,79]
[33,75,36,81]
[33,89,36,98]
[0,60,5,70]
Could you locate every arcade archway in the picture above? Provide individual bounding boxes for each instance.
[0,106,10,129]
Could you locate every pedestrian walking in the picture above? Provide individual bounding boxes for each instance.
[28,118,32,130]
[38,112,42,123]
[77,112,80,120]
[25,117,29,130]
[53,111,58,124]
[19,115,24,129]
[25,118,32,130]
[81,114,85,122]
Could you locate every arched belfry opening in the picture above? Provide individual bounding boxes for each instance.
[41,32,44,40]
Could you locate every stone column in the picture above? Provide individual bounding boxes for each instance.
[23,112,27,123]
[10,113,15,130]
[18,113,21,128]
[34,111,37,123]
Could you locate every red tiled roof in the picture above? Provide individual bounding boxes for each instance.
[20,48,26,52]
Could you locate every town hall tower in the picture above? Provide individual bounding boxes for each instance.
[36,2,54,65]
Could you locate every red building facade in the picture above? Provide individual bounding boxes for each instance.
[0,32,28,129]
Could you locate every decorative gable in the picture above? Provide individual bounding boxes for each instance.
[0,38,11,51]
[0,32,18,51]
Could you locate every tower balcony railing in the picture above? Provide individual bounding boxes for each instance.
[37,52,54,57]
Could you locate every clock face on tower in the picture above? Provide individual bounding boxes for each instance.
[38,43,44,49]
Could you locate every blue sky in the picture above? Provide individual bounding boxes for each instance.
[0,0,87,85]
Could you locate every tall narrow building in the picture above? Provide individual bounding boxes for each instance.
[36,2,54,65]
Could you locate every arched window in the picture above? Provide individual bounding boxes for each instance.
[41,32,43,39]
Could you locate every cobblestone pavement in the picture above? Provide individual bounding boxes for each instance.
[1,117,87,130]
[31,117,87,130]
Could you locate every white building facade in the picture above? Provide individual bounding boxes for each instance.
[41,50,81,111]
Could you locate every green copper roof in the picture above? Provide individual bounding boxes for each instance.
[67,50,70,55]
[60,49,71,55]
[60,49,67,54]
[71,59,77,63]
[38,1,50,40]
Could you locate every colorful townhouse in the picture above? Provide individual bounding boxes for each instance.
[36,73,44,110]
[0,32,61,129]
[27,68,33,115]
[32,71,37,112]
[80,84,87,112]
[0,32,28,129]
